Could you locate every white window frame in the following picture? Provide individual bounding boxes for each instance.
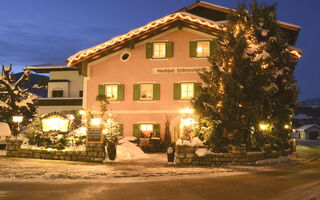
[196,41,210,58]
[105,84,118,101]
[140,83,154,101]
[152,42,166,59]
[181,82,194,100]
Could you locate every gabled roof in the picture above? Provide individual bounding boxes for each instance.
[67,11,223,66]
[66,1,302,67]
[296,124,320,131]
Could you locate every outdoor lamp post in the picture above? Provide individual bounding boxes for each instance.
[12,115,23,134]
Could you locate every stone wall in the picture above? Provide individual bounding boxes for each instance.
[175,142,295,166]
[6,140,105,163]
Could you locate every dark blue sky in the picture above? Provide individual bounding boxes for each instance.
[0,0,318,101]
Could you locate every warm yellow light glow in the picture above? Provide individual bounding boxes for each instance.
[67,12,222,66]
[290,50,301,58]
[67,114,75,120]
[90,118,101,126]
[181,118,196,127]
[181,107,194,114]
[42,116,69,132]
[259,123,268,131]
[197,47,203,53]
[284,124,290,129]
[79,110,86,115]
[79,127,87,136]
[140,124,153,131]
[12,116,23,123]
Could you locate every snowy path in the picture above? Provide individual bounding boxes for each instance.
[0,153,300,183]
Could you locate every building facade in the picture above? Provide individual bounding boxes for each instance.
[26,63,84,114]
[66,2,301,141]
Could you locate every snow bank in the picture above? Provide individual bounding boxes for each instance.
[176,137,204,147]
[114,137,149,161]
[195,148,213,157]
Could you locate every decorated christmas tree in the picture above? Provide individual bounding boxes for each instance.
[192,1,298,152]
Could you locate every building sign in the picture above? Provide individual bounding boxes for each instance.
[152,67,210,74]
[42,115,69,132]
[86,127,103,143]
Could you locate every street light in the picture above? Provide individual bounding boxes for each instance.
[12,115,23,133]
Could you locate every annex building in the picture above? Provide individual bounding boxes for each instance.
[66,1,301,142]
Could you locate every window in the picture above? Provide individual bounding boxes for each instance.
[146,42,173,59]
[133,123,160,138]
[140,84,153,100]
[105,85,118,101]
[196,41,210,57]
[153,42,166,58]
[190,40,211,58]
[98,84,124,101]
[52,90,63,97]
[181,83,194,99]
[133,84,160,101]
[79,90,83,97]
[174,82,200,100]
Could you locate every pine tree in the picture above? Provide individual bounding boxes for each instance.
[0,65,45,134]
[192,1,298,151]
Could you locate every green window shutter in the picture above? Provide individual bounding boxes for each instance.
[119,124,124,136]
[153,84,160,100]
[146,43,153,58]
[189,41,197,57]
[133,84,140,100]
[117,84,124,101]
[153,124,160,137]
[173,83,181,100]
[133,124,140,138]
[194,82,202,97]
[98,85,105,95]
[166,42,173,58]
[210,40,214,56]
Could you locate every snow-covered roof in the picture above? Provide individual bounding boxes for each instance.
[66,1,302,67]
[296,124,320,131]
[293,114,313,120]
[26,62,77,73]
[67,11,222,66]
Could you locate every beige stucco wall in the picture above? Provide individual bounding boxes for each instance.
[49,71,83,98]
[85,28,214,139]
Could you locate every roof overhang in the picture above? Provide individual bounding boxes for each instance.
[67,12,223,67]
[26,65,78,73]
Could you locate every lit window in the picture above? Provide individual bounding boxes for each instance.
[196,41,210,57]
[140,84,153,100]
[105,85,118,100]
[181,83,194,99]
[140,124,153,137]
[153,42,166,58]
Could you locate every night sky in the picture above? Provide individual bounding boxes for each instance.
[0,0,318,101]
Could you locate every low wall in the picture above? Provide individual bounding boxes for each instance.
[175,143,295,166]
[6,140,105,163]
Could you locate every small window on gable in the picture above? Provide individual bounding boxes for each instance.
[140,83,153,101]
[181,83,194,100]
[153,42,166,58]
[52,90,63,97]
[196,41,210,57]
[105,85,118,101]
